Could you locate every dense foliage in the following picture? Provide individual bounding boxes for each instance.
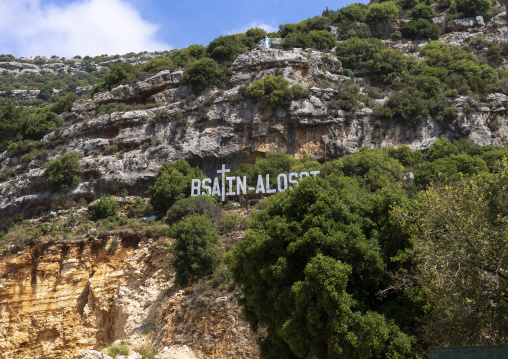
[43,153,82,193]
[239,75,309,107]
[171,213,219,286]
[91,195,120,221]
[146,159,206,213]
[403,165,508,346]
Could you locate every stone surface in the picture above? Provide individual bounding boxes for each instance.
[447,16,485,31]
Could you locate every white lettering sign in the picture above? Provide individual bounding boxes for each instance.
[191,165,320,200]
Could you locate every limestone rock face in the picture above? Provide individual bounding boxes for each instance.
[0,233,142,359]
[0,234,259,359]
[1,20,508,224]
[447,16,485,31]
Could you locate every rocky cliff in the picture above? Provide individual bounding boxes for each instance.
[0,230,258,359]
[2,14,508,222]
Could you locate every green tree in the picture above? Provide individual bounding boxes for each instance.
[91,195,120,221]
[171,213,219,286]
[403,164,508,346]
[245,27,268,44]
[206,34,249,62]
[182,58,225,92]
[401,19,441,40]
[410,4,434,19]
[308,30,336,50]
[146,159,206,213]
[227,177,414,358]
[336,38,385,69]
[104,62,135,89]
[455,0,490,16]
[43,153,81,193]
[365,1,401,24]
[240,75,296,107]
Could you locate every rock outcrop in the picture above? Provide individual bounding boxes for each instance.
[0,232,258,359]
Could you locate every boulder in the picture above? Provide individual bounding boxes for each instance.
[447,16,485,31]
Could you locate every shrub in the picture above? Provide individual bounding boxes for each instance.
[455,0,490,16]
[308,30,336,50]
[106,344,129,358]
[127,197,153,218]
[240,75,295,107]
[279,23,300,38]
[206,34,249,62]
[366,48,415,85]
[146,159,206,213]
[410,4,434,19]
[365,1,401,24]
[217,212,244,234]
[391,30,402,40]
[304,15,332,32]
[333,3,368,23]
[104,62,135,89]
[139,57,175,73]
[397,0,419,9]
[49,92,79,114]
[282,34,313,49]
[182,58,225,92]
[165,195,220,224]
[336,38,385,69]
[339,22,372,40]
[91,195,120,221]
[401,19,441,40]
[171,213,219,286]
[0,168,15,182]
[245,27,267,44]
[43,153,81,193]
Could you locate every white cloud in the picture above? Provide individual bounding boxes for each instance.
[225,20,278,36]
[0,0,170,58]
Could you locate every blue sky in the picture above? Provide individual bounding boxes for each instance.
[0,0,368,58]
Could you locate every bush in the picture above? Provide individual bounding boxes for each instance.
[43,153,81,193]
[165,195,220,224]
[206,34,249,62]
[401,19,441,40]
[365,1,401,24]
[240,75,295,107]
[146,159,206,213]
[182,58,224,92]
[171,213,219,286]
[49,92,79,114]
[218,212,244,234]
[103,62,135,89]
[333,3,368,23]
[245,27,267,44]
[308,30,336,50]
[282,34,313,49]
[410,4,434,19]
[127,197,153,218]
[455,0,490,16]
[91,195,120,221]
[339,22,372,40]
[336,38,385,69]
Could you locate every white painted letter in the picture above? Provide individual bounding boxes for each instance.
[310,171,320,178]
[256,174,265,194]
[212,177,221,197]
[202,178,212,195]
[299,171,309,179]
[289,172,298,189]
[277,174,288,192]
[191,179,201,196]
[226,176,236,196]
[266,174,276,194]
[237,176,247,195]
